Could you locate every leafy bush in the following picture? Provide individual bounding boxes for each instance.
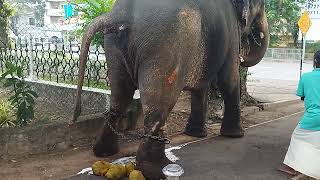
[0,0,15,48]
[0,61,38,127]
[0,100,15,128]
[306,42,320,54]
[72,0,115,46]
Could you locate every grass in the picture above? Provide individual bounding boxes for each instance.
[0,99,15,128]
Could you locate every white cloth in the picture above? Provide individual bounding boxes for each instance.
[284,126,320,179]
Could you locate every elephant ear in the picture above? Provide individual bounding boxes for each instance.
[233,0,250,28]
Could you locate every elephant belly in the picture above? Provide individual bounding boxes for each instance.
[175,7,207,89]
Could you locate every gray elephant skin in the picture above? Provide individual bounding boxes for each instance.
[73,0,269,179]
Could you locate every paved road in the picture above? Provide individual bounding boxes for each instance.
[69,111,304,180]
[174,112,303,180]
[247,61,314,102]
[249,61,313,81]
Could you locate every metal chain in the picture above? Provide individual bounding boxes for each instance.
[141,134,171,144]
[103,111,127,139]
[103,111,170,144]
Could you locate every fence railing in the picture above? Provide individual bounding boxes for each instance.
[263,48,314,62]
[0,38,109,89]
[0,37,314,89]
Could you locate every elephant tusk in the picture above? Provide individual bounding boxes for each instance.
[119,24,126,31]
[260,32,265,39]
[240,56,245,63]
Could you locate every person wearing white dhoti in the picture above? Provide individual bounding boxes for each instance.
[278,50,320,179]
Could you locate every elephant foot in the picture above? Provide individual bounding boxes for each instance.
[137,157,171,180]
[220,124,245,138]
[184,123,207,138]
[136,138,172,180]
[93,126,119,157]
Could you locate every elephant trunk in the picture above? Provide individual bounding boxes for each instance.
[72,14,117,123]
[241,11,269,67]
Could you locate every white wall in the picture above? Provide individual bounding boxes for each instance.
[299,18,320,41]
[306,19,320,41]
[299,1,320,41]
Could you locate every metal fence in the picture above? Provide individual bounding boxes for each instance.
[0,0,110,89]
[0,38,109,89]
[1,38,314,90]
[2,6,316,89]
[263,48,314,62]
[1,21,315,89]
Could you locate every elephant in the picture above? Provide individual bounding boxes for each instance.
[72,0,269,179]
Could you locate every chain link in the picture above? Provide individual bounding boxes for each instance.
[103,111,127,139]
[103,111,170,144]
[141,134,171,144]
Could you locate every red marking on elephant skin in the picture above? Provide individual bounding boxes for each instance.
[167,69,177,85]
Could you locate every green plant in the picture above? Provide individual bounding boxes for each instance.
[0,99,15,127]
[266,0,305,47]
[0,61,38,127]
[0,0,15,48]
[72,0,116,46]
[306,42,320,54]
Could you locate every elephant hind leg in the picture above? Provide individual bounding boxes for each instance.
[93,36,136,157]
[93,78,135,157]
[136,105,178,179]
[184,88,208,138]
[136,69,182,179]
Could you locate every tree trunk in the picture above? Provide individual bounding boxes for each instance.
[207,66,258,122]
[239,66,258,106]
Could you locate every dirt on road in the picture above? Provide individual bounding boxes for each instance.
[0,94,304,180]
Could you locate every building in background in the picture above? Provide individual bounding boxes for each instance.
[10,0,80,43]
[300,0,320,41]
[44,0,65,25]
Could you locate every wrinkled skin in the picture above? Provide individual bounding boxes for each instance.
[72,0,269,179]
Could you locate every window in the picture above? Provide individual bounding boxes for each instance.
[50,16,63,24]
[29,18,35,25]
[50,2,61,9]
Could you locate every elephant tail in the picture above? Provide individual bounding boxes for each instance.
[72,14,118,123]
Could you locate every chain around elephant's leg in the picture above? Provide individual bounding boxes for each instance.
[93,109,122,157]
[136,110,173,180]
[93,40,136,157]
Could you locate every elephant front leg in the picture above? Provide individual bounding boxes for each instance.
[184,88,208,138]
[218,61,244,138]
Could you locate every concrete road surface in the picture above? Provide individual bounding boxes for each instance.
[247,61,314,102]
[174,112,303,180]
[68,112,304,180]
[249,61,313,81]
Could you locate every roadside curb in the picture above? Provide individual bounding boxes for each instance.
[260,99,301,110]
[241,98,301,116]
[291,174,314,180]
